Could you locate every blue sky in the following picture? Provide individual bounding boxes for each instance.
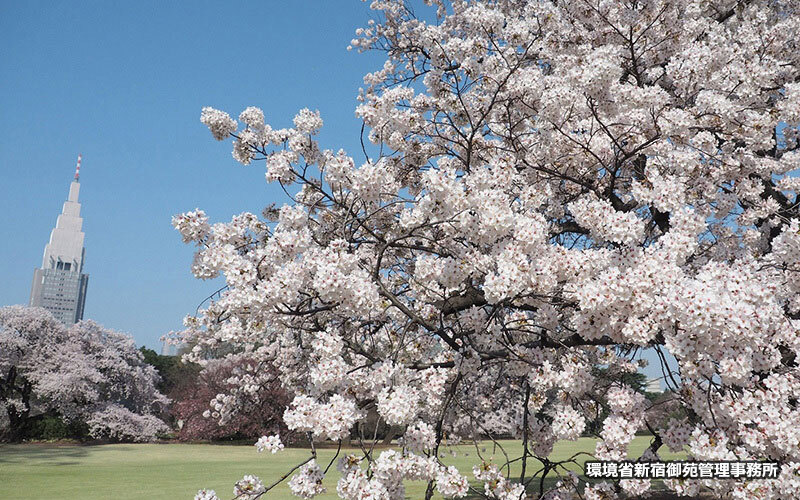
[0,1,385,350]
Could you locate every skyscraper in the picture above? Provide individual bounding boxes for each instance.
[29,155,89,324]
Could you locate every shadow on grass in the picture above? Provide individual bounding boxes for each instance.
[0,443,112,466]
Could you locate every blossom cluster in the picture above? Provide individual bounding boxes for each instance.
[288,461,325,499]
[255,434,284,454]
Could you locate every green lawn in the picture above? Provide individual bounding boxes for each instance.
[0,437,684,499]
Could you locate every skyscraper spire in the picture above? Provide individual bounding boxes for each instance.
[30,155,90,324]
[74,153,82,181]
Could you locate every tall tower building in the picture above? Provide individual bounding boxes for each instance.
[29,155,89,324]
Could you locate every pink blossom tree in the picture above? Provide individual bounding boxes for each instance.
[0,306,169,442]
[180,1,800,498]
[170,356,294,443]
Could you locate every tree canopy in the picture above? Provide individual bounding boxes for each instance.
[180,1,800,498]
[0,306,169,442]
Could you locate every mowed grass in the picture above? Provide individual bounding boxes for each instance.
[0,437,685,499]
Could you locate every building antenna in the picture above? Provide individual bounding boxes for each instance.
[74,154,82,181]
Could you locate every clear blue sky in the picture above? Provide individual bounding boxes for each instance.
[0,1,385,350]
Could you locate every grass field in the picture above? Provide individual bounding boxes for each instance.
[0,437,685,499]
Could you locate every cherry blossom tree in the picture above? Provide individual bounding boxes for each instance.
[171,356,294,443]
[179,1,800,498]
[0,306,169,442]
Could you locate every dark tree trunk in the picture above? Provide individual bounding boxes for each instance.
[1,366,33,442]
[6,407,28,442]
[381,425,401,445]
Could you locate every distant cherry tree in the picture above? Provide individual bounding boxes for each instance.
[171,356,293,443]
[0,306,168,442]
[180,1,800,499]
